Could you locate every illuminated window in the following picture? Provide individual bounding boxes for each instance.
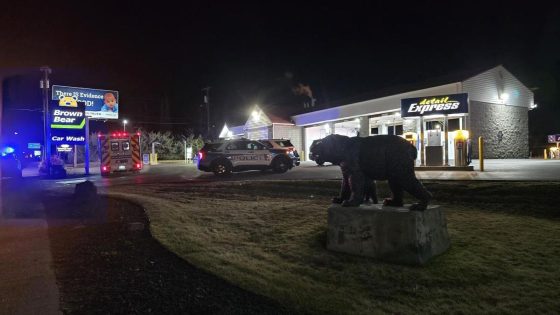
[448,119,460,132]
[388,125,403,135]
[426,121,443,130]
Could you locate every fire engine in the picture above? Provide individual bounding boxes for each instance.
[98,131,142,176]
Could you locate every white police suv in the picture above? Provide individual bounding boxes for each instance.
[197,138,294,175]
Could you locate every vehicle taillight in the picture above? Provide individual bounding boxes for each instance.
[102,166,108,172]
[136,163,141,169]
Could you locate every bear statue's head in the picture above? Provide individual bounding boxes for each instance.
[309,134,349,164]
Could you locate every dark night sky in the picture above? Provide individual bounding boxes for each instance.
[1,1,559,146]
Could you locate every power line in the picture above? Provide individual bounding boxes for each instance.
[7,108,43,112]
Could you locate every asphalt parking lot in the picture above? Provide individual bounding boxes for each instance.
[7,159,560,194]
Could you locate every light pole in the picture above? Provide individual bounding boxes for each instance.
[40,66,52,163]
[123,119,128,132]
[202,87,211,138]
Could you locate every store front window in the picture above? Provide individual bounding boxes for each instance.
[387,124,403,135]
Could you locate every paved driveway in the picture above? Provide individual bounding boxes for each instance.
[15,159,560,194]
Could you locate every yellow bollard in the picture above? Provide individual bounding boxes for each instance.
[150,153,158,165]
[544,149,548,160]
[478,136,484,172]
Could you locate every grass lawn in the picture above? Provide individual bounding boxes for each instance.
[113,180,560,314]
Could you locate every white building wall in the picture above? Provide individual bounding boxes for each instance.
[246,126,271,140]
[462,65,534,108]
[230,125,245,138]
[291,83,462,126]
[462,66,532,158]
[273,124,303,153]
[224,66,532,160]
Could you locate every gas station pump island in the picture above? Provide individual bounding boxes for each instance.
[546,134,560,159]
[401,93,472,169]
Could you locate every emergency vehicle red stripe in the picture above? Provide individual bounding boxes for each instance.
[130,136,141,164]
[101,138,110,166]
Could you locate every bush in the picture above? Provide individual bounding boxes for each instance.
[139,130,205,160]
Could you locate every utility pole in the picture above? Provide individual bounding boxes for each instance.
[40,66,52,165]
[202,86,211,139]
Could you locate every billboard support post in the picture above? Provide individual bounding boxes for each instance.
[73,145,78,167]
[85,117,90,175]
[40,66,52,165]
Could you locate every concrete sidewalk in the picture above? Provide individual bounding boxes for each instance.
[0,219,61,315]
[416,159,560,181]
[22,162,101,178]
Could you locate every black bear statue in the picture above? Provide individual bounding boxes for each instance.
[310,134,431,211]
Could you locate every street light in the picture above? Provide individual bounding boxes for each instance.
[123,119,128,131]
[202,87,211,138]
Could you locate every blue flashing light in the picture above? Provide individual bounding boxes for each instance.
[1,146,15,156]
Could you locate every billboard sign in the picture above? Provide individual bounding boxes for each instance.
[49,99,86,145]
[401,93,469,117]
[548,134,560,143]
[52,85,119,120]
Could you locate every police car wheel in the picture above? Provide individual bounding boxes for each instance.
[213,161,231,176]
[273,158,289,173]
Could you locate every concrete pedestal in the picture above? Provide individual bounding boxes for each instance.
[327,204,450,265]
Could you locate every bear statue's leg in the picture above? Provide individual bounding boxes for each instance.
[400,175,432,211]
[363,178,378,204]
[332,172,351,204]
[342,171,365,207]
[383,179,404,207]
[363,179,372,203]
[370,180,378,204]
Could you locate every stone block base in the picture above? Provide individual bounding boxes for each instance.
[327,204,450,265]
